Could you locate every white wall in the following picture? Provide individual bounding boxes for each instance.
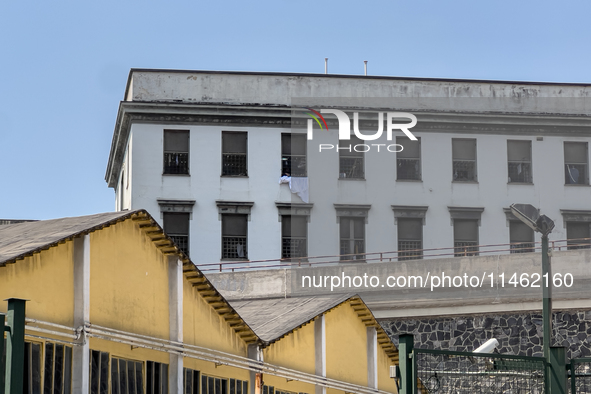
[125,122,591,266]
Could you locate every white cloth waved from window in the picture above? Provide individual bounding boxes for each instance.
[279,176,309,203]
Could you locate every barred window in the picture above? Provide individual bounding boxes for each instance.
[340,217,365,261]
[229,378,248,394]
[262,386,274,394]
[566,222,591,250]
[397,137,421,180]
[282,134,307,176]
[23,342,42,394]
[509,221,535,253]
[222,132,248,176]
[275,390,297,394]
[397,218,423,261]
[183,368,200,394]
[452,139,477,182]
[564,142,589,185]
[111,358,144,394]
[163,212,190,256]
[507,140,532,183]
[163,130,189,175]
[90,350,109,394]
[339,135,364,179]
[201,375,228,394]
[42,342,72,394]
[454,219,479,257]
[146,361,168,394]
[222,214,248,259]
[281,215,307,259]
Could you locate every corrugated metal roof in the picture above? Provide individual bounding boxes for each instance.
[230,294,354,343]
[0,211,137,266]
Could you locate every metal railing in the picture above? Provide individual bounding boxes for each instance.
[570,358,591,393]
[196,238,591,273]
[415,348,546,394]
[163,152,189,174]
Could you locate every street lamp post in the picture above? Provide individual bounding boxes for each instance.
[510,204,566,394]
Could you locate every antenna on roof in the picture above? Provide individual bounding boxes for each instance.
[325,58,328,74]
[364,61,368,76]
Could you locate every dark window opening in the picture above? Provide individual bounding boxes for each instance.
[111,358,144,394]
[452,139,477,182]
[397,137,421,180]
[281,134,307,177]
[146,361,168,394]
[564,142,589,185]
[281,215,307,259]
[222,132,247,176]
[163,212,190,256]
[567,222,591,250]
[509,221,535,253]
[397,218,423,261]
[454,219,479,256]
[44,342,72,394]
[339,135,364,179]
[164,130,189,175]
[222,214,248,259]
[340,217,365,261]
[507,140,532,183]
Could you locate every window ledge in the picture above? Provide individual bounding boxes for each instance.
[565,183,591,187]
[162,173,191,176]
[507,182,534,185]
[338,178,366,181]
[452,180,478,184]
[396,179,423,182]
[221,175,249,178]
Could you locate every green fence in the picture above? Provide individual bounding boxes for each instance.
[570,358,591,394]
[414,349,546,394]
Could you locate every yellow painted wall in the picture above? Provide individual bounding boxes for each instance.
[263,321,315,375]
[377,343,397,393]
[0,242,74,326]
[183,281,248,356]
[325,303,367,387]
[89,220,170,339]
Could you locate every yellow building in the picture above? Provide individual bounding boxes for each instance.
[0,210,398,394]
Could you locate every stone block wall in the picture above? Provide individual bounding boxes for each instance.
[381,310,591,359]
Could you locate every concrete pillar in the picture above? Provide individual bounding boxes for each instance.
[248,344,262,394]
[168,256,184,394]
[367,327,378,389]
[315,315,326,394]
[73,235,90,394]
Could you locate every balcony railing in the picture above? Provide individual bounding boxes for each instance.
[197,238,591,273]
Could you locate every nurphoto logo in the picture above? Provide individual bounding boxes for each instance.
[304,108,418,152]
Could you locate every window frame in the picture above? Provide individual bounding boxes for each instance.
[564,141,589,186]
[396,136,422,181]
[507,140,533,184]
[221,131,248,177]
[221,214,249,260]
[396,218,424,261]
[163,212,190,257]
[111,357,144,394]
[281,133,307,177]
[451,138,477,183]
[163,130,190,176]
[338,135,365,180]
[281,215,308,260]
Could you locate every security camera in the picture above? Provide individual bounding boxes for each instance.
[474,338,499,354]
[469,338,499,365]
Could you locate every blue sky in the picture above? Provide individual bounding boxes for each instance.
[1,0,590,220]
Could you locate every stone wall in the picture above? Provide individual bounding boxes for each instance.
[381,310,591,359]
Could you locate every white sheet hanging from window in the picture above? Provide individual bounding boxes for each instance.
[278,176,309,203]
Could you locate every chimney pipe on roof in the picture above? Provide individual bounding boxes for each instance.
[364,60,368,76]
[325,58,328,74]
